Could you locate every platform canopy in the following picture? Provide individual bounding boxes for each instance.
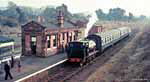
[0,36,14,48]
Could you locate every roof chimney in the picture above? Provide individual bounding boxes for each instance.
[37,16,45,23]
[58,11,64,28]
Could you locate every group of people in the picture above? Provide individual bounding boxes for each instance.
[4,56,21,80]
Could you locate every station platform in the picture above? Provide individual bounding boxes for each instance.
[0,53,67,82]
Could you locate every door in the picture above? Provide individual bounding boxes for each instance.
[31,37,36,54]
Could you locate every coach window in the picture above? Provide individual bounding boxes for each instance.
[110,35,112,41]
[112,35,114,40]
[107,37,109,42]
[102,38,105,45]
[108,37,110,42]
[106,36,108,42]
[105,37,107,43]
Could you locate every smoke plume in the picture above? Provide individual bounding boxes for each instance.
[84,12,98,37]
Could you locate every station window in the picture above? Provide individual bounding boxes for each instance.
[47,36,50,48]
[74,35,76,40]
[67,33,69,42]
[48,40,50,48]
[70,36,72,41]
[62,33,65,40]
[53,35,57,47]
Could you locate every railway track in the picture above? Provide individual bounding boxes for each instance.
[47,28,139,82]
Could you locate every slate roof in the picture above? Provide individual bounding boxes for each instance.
[22,17,87,30]
[39,19,77,29]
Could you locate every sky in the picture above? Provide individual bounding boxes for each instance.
[0,0,150,16]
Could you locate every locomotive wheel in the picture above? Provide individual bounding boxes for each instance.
[80,59,86,67]
[80,63,84,67]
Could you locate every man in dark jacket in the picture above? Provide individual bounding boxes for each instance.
[4,62,13,80]
[11,56,14,68]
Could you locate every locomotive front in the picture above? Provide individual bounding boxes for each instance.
[67,39,96,63]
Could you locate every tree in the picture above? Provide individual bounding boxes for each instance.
[139,15,146,20]
[72,13,89,22]
[128,12,134,21]
[41,6,56,19]
[108,8,126,21]
[8,1,17,8]
[56,4,73,20]
[96,9,106,20]
[16,7,27,23]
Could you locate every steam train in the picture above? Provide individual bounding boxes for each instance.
[66,27,131,66]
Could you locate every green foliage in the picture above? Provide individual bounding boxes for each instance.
[96,8,148,21]
[108,8,125,20]
[72,13,89,22]
[96,9,107,20]
[0,2,88,27]
[0,1,148,27]
[139,15,147,20]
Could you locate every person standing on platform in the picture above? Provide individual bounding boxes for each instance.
[61,42,65,53]
[65,44,69,54]
[4,61,13,80]
[11,55,14,68]
[17,59,21,72]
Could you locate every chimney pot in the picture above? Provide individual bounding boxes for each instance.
[58,11,64,28]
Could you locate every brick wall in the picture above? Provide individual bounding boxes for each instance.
[36,35,42,56]
[88,26,103,35]
[25,34,31,55]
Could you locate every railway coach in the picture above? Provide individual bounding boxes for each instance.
[66,27,131,66]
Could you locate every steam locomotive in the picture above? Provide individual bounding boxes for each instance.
[66,27,131,66]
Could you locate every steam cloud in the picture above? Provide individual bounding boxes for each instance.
[84,12,98,37]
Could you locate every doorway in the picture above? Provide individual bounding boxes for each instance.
[31,37,36,55]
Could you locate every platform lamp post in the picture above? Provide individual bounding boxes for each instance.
[10,41,15,68]
[61,40,65,53]
[58,29,61,52]
[0,47,2,74]
[11,43,15,68]
[12,42,15,53]
[11,41,15,59]
[57,10,64,53]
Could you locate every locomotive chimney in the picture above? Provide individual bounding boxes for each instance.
[57,11,64,28]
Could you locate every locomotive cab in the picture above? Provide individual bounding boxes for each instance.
[67,39,96,63]
[67,42,88,63]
